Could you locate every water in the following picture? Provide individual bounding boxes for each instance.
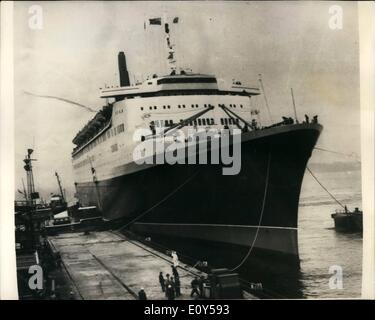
[298,169,362,298]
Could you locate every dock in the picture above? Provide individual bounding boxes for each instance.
[48,230,257,300]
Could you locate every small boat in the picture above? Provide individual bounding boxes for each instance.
[331,206,363,232]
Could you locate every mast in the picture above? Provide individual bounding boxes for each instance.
[164,15,178,74]
[258,74,273,123]
[147,15,180,75]
[23,148,38,206]
[22,148,37,250]
[55,171,65,202]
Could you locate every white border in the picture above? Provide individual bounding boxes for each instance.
[0,1,18,300]
[0,1,373,301]
[359,1,375,299]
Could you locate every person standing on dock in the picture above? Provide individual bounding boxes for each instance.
[171,251,179,267]
[166,284,175,300]
[69,290,75,300]
[171,265,181,297]
[198,276,205,297]
[165,273,171,285]
[170,276,177,296]
[138,288,147,300]
[171,265,179,279]
[159,271,166,292]
[175,275,181,297]
[165,274,171,297]
[190,277,200,297]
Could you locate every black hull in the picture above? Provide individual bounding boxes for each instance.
[75,123,322,272]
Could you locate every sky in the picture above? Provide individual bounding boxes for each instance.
[13,1,360,201]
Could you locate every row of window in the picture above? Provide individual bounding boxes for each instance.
[228,104,243,108]
[140,103,244,111]
[150,117,240,128]
[156,77,217,85]
[221,118,240,125]
[185,118,216,127]
[151,118,215,128]
[73,123,125,160]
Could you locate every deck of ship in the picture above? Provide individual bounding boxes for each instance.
[48,230,256,300]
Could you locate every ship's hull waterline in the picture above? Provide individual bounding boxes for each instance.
[75,123,322,266]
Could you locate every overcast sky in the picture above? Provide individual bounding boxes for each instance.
[13,1,360,201]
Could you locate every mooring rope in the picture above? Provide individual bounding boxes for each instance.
[306,166,346,210]
[314,147,361,163]
[258,75,273,123]
[229,150,272,272]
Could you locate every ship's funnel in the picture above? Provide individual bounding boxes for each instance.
[118,51,130,87]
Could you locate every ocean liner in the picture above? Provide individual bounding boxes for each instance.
[71,18,322,270]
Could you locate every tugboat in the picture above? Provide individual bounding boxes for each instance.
[306,167,363,233]
[331,206,363,232]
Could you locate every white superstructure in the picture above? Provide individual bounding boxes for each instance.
[72,73,261,184]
